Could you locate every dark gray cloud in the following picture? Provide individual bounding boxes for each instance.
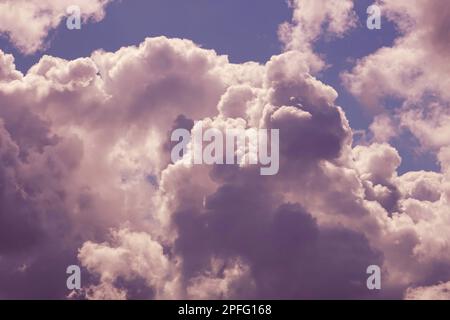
[174,180,383,299]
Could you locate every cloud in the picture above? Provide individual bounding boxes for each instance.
[0,34,447,299]
[342,0,450,159]
[0,37,256,298]
[343,0,450,107]
[279,0,357,73]
[369,114,398,143]
[0,0,112,54]
[78,228,175,299]
[0,1,450,300]
[405,281,450,300]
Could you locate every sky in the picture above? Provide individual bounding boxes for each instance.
[1,0,435,173]
[0,0,450,300]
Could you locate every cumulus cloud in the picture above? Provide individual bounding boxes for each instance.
[279,0,357,73]
[405,281,450,300]
[369,114,398,143]
[0,0,449,300]
[343,0,450,106]
[0,0,112,54]
[342,0,450,158]
[78,228,175,299]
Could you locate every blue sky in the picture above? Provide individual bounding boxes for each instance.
[2,0,290,70]
[0,0,438,173]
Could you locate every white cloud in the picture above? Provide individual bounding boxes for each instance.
[0,1,450,300]
[342,0,450,160]
[0,0,112,54]
[279,0,357,73]
[406,281,450,300]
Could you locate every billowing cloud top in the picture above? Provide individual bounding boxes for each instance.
[0,0,450,300]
